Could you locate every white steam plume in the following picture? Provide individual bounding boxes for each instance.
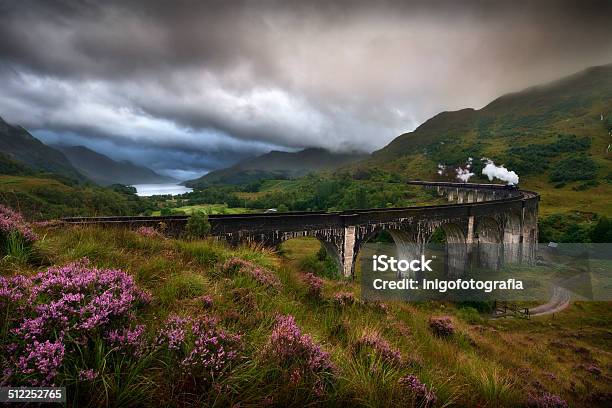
[455,167,474,182]
[481,159,519,185]
[454,157,474,182]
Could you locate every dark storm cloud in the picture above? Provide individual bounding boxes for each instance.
[0,0,611,177]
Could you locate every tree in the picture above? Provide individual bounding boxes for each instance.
[591,216,612,243]
[185,211,211,239]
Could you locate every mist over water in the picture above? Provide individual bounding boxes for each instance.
[132,183,193,197]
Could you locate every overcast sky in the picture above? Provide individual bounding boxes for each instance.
[1,0,611,179]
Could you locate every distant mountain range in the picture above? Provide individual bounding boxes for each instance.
[185,147,367,187]
[53,145,175,186]
[0,115,174,186]
[2,63,611,215]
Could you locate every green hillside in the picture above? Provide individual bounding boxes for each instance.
[361,64,612,215]
[0,175,152,220]
[0,152,36,177]
[186,147,367,187]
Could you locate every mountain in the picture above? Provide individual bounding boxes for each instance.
[357,63,612,215]
[53,145,176,186]
[372,64,612,161]
[0,116,86,183]
[185,147,367,187]
[227,64,611,217]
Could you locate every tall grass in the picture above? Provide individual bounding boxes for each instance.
[1,231,33,264]
[2,227,600,407]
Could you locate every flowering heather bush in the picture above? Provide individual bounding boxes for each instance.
[585,363,601,375]
[220,257,281,289]
[364,300,389,313]
[428,316,455,337]
[355,332,402,366]
[135,226,163,238]
[264,315,336,396]
[200,295,214,309]
[105,324,146,356]
[156,314,241,382]
[526,392,569,408]
[398,374,437,407]
[0,204,38,246]
[181,317,242,381]
[332,291,358,307]
[78,369,98,381]
[157,314,191,351]
[0,259,151,385]
[13,340,65,385]
[302,272,323,298]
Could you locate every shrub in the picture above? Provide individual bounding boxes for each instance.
[263,315,336,397]
[302,272,324,299]
[538,213,594,243]
[136,226,162,238]
[590,216,612,243]
[363,300,389,314]
[299,254,340,279]
[355,331,402,366]
[526,392,568,408]
[156,315,242,383]
[0,259,151,385]
[398,374,437,407]
[428,316,455,337]
[549,156,597,183]
[0,204,38,256]
[504,135,592,176]
[157,314,191,351]
[332,291,358,307]
[220,257,281,289]
[457,307,483,324]
[200,295,214,309]
[185,211,211,239]
[181,318,242,381]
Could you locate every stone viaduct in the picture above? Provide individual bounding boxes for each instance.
[63,181,539,278]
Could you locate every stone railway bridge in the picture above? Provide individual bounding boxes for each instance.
[63,181,539,278]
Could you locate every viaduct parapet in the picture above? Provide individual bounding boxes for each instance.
[63,182,539,278]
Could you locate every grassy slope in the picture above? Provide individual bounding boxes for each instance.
[186,148,367,188]
[5,227,608,407]
[0,175,146,219]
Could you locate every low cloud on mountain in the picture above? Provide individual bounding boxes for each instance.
[0,0,611,178]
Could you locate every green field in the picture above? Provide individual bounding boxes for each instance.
[152,203,255,216]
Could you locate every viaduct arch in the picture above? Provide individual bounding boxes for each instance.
[63,181,539,278]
